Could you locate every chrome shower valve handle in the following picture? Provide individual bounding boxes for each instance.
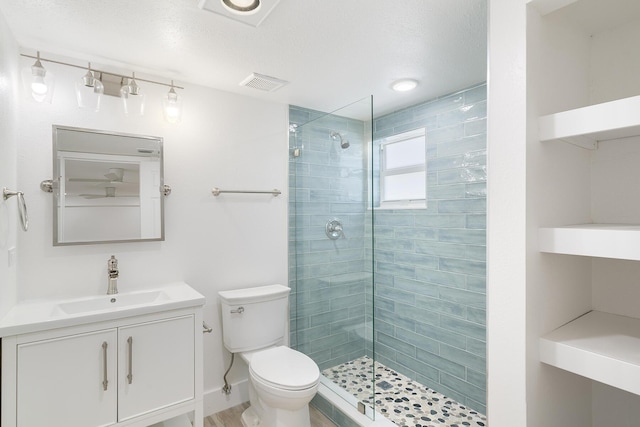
[325,219,345,240]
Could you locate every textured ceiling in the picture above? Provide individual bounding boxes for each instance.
[0,0,487,117]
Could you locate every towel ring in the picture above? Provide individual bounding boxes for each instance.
[3,188,28,231]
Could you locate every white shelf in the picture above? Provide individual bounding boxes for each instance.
[539,95,640,148]
[540,311,640,395]
[539,224,640,260]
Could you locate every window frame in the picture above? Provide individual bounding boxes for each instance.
[378,128,427,209]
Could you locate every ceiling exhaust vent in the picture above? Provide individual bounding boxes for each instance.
[239,73,289,92]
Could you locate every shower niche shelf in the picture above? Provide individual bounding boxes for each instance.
[539,224,640,260]
[539,95,640,149]
[540,310,640,396]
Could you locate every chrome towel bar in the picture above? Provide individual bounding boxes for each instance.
[39,179,172,196]
[211,187,281,197]
[3,187,28,231]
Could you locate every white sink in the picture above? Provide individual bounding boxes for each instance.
[56,290,170,315]
[0,282,205,337]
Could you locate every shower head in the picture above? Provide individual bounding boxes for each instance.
[330,131,350,149]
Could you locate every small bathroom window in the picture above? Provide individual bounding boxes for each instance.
[379,128,426,209]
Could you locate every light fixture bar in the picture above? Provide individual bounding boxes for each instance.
[20,53,184,90]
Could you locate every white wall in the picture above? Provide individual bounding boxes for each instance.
[589,18,640,424]
[0,12,20,319]
[589,20,640,105]
[486,0,528,425]
[13,53,288,414]
[525,6,594,427]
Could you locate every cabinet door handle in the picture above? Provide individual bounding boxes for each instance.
[102,341,108,391]
[127,336,133,384]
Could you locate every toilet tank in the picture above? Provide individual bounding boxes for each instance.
[218,284,290,353]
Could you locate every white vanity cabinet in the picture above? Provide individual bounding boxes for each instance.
[1,291,204,427]
[17,328,119,427]
[117,315,195,422]
[12,313,196,427]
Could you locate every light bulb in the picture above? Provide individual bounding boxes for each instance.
[163,84,182,124]
[165,105,180,120]
[27,53,52,101]
[31,76,48,95]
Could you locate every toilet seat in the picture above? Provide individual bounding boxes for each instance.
[249,346,320,391]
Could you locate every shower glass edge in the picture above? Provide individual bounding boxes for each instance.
[288,95,376,420]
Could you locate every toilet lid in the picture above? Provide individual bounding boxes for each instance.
[250,346,320,391]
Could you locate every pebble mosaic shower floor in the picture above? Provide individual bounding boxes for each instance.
[322,356,487,427]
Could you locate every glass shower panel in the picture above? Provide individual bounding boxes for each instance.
[289,96,375,417]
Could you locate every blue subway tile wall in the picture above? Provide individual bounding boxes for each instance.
[289,83,486,415]
[370,83,487,413]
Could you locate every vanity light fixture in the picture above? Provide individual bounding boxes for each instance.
[75,62,104,112]
[20,52,184,122]
[22,51,55,103]
[391,79,418,92]
[120,72,146,116]
[163,80,183,124]
[30,53,47,97]
[221,0,261,14]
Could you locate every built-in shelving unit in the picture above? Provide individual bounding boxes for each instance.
[540,311,640,396]
[538,91,640,265]
[523,0,640,422]
[534,0,640,405]
[539,224,640,260]
[538,95,640,149]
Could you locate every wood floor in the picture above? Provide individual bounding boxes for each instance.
[205,402,337,427]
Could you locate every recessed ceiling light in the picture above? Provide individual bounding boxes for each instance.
[391,79,418,92]
[198,0,279,27]
[221,0,261,14]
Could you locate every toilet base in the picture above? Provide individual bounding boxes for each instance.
[241,403,311,427]
[241,406,259,427]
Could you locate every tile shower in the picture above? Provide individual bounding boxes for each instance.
[289,84,487,426]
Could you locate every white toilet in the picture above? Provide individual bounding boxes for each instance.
[218,284,320,427]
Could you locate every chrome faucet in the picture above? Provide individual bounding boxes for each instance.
[107,255,119,295]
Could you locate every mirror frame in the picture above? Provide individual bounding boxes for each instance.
[52,125,165,246]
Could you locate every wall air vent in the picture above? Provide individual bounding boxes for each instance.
[239,73,289,92]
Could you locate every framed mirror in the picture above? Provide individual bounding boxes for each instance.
[52,125,165,245]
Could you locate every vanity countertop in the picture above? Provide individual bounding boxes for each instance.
[0,281,205,337]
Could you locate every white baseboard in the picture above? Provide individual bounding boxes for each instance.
[203,379,250,417]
